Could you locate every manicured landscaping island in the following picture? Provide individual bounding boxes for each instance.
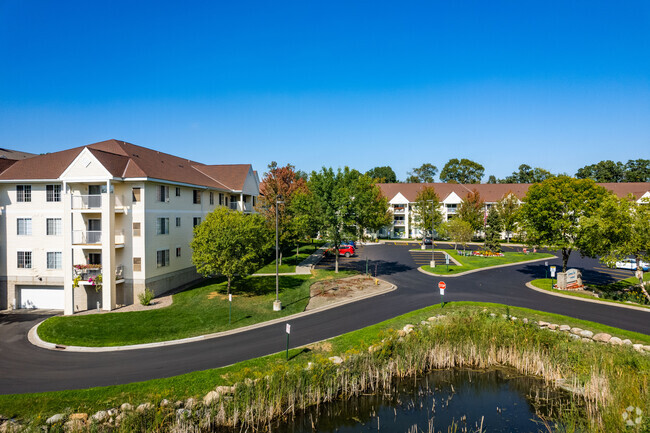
[3,302,649,432]
[530,274,650,308]
[38,269,355,347]
[420,249,554,275]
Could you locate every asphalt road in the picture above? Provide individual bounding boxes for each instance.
[1,243,648,395]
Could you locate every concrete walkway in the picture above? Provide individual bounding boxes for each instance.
[253,245,327,276]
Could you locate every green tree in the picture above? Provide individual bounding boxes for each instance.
[483,207,502,253]
[575,160,625,183]
[406,163,438,183]
[457,189,484,233]
[503,164,554,183]
[413,186,442,239]
[257,162,309,265]
[440,218,474,252]
[366,166,397,183]
[191,208,271,295]
[487,175,498,184]
[624,159,650,182]
[519,176,608,272]
[439,158,484,184]
[495,193,520,242]
[309,167,389,272]
[579,195,650,302]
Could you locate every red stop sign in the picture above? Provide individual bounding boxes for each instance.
[438,281,446,290]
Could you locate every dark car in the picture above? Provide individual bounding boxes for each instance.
[422,237,433,245]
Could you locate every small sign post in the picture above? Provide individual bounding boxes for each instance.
[545,261,549,280]
[438,281,446,307]
[550,266,556,288]
[228,293,232,325]
[445,253,450,271]
[285,323,291,360]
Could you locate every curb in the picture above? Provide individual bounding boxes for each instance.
[28,281,397,353]
[525,282,650,313]
[417,255,557,278]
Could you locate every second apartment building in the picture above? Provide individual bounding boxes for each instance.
[0,139,259,315]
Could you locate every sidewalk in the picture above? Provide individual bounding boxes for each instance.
[253,245,328,276]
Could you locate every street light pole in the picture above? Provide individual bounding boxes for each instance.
[429,199,436,268]
[273,194,284,311]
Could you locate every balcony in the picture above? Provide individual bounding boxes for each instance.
[446,207,458,214]
[115,229,125,245]
[393,220,405,227]
[393,207,406,214]
[74,265,125,285]
[72,194,102,210]
[72,230,102,245]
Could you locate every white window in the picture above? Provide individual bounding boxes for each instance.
[176,247,181,257]
[133,257,142,272]
[133,222,141,237]
[193,190,201,204]
[47,252,62,269]
[175,187,181,197]
[132,187,141,203]
[17,185,31,202]
[193,217,201,227]
[46,185,62,202]
[46,218,62,235]
[175,217,181,227]
[17,218,32,235]
[156,218,169,235]
[156,249,170,267]
[17,251,32,268]
[219,193,224,205]
[157,185,169,202]
[210,192,214,205]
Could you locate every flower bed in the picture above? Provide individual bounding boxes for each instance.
[471,250,504,257]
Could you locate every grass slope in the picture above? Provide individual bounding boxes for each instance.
[254,242,323,274]
[38,269,355,347]
[421,249,553,275]
[3,302,649,423]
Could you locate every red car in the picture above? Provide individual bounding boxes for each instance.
[324,245,355,258]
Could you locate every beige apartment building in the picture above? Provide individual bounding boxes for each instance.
[377,182,650,239]
[0,140,259,315]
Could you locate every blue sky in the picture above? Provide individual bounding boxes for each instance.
[1,1,648,181]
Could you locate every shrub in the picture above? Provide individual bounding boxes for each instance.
[138,288,155,306]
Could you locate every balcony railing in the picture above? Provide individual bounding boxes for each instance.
[115,229,125,244]
[243,203,252,212]
[393,220,405,226]
[114,194,125,208]
[115,265,124,280]
[446,207,457,214]
[393,207,406,214]
[72,230,102,244]
[74,265,124,283]
[72,194,102,209]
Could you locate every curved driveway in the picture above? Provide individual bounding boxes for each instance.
[1,244,648,395]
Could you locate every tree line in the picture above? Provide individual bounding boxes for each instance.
[365,159,650,184]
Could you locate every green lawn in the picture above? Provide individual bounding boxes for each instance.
[531,275,650,309]
[3,301,649,423]
[421,249,554,275]
[254,242,324,274]
[37,269,355,347]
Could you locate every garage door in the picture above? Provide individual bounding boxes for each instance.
[19,286,64,310]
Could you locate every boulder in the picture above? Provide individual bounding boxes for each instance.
[570,327,583,335]
[176,408,191,421]
[420,320,428,326]
[569,334,580,340]
[159,399,170,407]
[69,413,88,422]
[592,333,612,343]
[609,337,623,345]
[580,330,594,339]
[107,408,118,417]
[46,414,65,425]
[633,344,644,352]
[489,313,496,318]
[643,345,650,352]
[92,411,109,422]
[64,419,86,432]
[120,403,133,411]
[427,316,438,321]
[136,403,153,413]
[397,330,407,337]
[548,324,558,330]
[185,398,198,409]
[510,316,517,321]
[329,356,343,365]
[522,318,529,324]
[203,391,220,406]
[559,325,571,332]
[215,385,235,395]
[581,338,593,343]
[174,401,184,408]
[402,324,415,334]
[538,321,550,327]
[622,339,632,345]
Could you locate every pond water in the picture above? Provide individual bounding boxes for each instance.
[270,369,571,433]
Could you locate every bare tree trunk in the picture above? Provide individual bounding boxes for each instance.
[335,248,339,273]
[296,245,299,262]
[227,276,231,296]
[279,251,283,267]
[562,248,571,273]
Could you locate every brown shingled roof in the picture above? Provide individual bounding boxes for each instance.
[378,182,650,202]
[0,139,255,192]
[0,148,36,160]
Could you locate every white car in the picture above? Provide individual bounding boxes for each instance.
[615,258,649,272]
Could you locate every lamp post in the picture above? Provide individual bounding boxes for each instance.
[273,194,284,311]
[429,199,436,268]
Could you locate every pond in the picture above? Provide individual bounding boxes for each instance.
[269,369,572,433]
